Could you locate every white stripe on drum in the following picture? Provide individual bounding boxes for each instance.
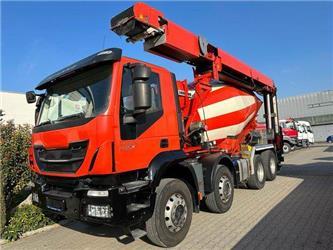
[204,111,256,141]
[198,95,256,120]
[211,85,225,92]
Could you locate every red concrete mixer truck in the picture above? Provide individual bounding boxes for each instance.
[25,2,283,247]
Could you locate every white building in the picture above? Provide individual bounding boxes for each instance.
[0,91,35,125]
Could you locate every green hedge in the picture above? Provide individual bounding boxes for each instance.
[0,122,33,235]
[2,204,54,241]
[0,122,60,240]
[1,122,32,203]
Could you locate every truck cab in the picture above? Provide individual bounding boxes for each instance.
[28,49,182,178]
[298,120,314,144]
[295,121,310,147]
[27,49,188,229]
[279,119,298,153]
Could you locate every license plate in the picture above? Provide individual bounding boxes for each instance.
[46,197,66,212]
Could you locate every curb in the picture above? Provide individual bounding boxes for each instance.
[0,219,72,245]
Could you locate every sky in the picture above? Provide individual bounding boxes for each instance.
[1,1,333,98]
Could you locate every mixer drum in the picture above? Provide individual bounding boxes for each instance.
[195,85,262,142]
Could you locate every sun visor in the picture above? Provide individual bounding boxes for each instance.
[36,48,122,90]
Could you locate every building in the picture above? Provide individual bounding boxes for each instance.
[277,90,333,142]
[0,91,35,125]
[258,90,333,141]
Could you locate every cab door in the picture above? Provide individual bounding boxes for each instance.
[113,60,180,173]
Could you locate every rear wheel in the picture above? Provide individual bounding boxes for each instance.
[247,155,266,189]
[261,150,277,181]
[205,165,234,213]
[283,143,291,154]
[146,178,193,247]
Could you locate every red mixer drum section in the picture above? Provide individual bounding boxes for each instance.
[196,85,262,142]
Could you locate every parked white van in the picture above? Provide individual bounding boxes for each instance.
[297,121,315,144]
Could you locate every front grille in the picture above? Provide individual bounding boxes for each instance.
[34,140,88,173]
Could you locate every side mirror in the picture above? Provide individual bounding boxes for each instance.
[26,91,36,104]
[131,63,152,114]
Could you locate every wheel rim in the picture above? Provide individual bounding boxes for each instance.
[218,175,232,203]
[270,157,276,175]
[257,162,265,182]
[283,145,289,153]
[164,193,187,232]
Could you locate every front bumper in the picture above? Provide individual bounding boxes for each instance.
[32,176,153,227]
[290,137,297,145]
[283,136,297,146]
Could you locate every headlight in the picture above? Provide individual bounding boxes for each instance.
[87,204,113,218]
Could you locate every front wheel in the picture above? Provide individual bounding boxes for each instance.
[146,178,193,248]
[205,165,234,213]
[283,143,291,154]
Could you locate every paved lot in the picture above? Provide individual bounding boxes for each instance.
[3,144,333,250]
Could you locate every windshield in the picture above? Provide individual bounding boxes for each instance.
[285,121,296,130]
[298,125,305,133]
[37,64,112,126]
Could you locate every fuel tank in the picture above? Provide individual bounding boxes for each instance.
[194,84,262,143]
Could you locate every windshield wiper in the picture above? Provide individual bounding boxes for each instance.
[56,112,85,122]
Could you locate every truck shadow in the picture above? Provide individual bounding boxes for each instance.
[324,145,333,152]
[233,159,333,249]
[62,221,140,245]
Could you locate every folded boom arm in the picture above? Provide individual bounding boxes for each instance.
[111,2,276,94]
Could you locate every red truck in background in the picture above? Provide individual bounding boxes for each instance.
[25,2,283,247]
[279,119,298,153]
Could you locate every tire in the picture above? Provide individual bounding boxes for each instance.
[283,143,291,154]
[247,155,266,189]
[205,165,234,213]
[146,178,193,248]
[260,150,277,181]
